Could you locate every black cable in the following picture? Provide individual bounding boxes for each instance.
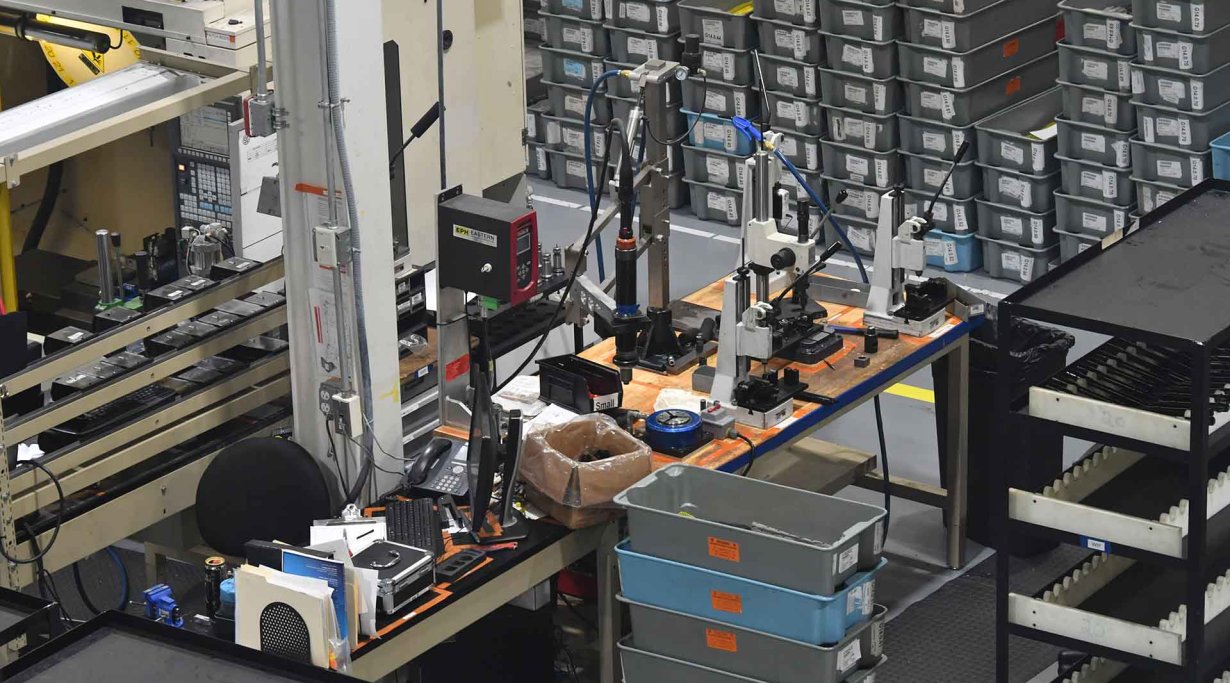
[71,561,102,615]
[24,161,63,253]
[736,434,757,476]
[873,395,891,545]
[639,70,708,147]
[21,519,71,627]
[390,102,442,170]
[0,459,65,565]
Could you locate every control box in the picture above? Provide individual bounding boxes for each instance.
[437,193,538,305]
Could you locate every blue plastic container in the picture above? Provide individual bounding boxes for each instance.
[616,540,881,646]
[923,229,982,273]
[1213,130,1230,180]
[684,109,757,155]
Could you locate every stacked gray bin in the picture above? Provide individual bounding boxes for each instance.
[897,0,1062,275]
[1127,0,1230,215]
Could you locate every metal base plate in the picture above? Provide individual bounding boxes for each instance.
[862,308,947,338]
[733,396,795,429]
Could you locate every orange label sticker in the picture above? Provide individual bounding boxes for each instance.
[444,354,470,381]
[1005,76,1022,96]
[1002,38,1020,58]
[711,590,743,614]
[705,628,739,653]
[708,537,741,563]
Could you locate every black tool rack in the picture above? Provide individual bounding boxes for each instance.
[995,180,1230,683]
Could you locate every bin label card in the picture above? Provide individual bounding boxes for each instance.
[705,628,738,653]
[836,544,859,573]
[711,590,743,614]
[837,639,862,673]
[708,537,741,563]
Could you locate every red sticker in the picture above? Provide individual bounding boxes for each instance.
[1002,38,1020,58]
[445,354,470,381]
[1005,76,1022,96]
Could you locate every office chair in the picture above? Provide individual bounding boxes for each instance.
[195,437,332,557]
[259,601,312,664]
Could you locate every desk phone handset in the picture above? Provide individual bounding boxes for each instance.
[406,437,469,496]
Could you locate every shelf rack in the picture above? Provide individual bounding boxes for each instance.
[996,180,1230,682]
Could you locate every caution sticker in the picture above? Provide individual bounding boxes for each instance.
[705,628,739,652]
[711,590,743,614]
[708,537,741,563]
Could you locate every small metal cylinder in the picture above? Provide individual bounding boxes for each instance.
[204,556,227,618]
[551,245,564,278]
[756,272,770,304]
[753,151,772,222]
[95,229,116,305]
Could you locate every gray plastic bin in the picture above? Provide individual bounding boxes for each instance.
[980,163,1060,212]
[527,99,553,143]
[1131,0,1230,35]
[1138,22,1230,75]
[605,59,684,102]
[978,234,1059,283]
[611,94,688,143]
[1057,41,1132,94]
[1057,153,1135,206]
[610,25,683,63]
[901,0,1059,53]
[683,143,748,188]
[615,463,887,594]
[904,188,979,234]
[778,163,826,204]
[1131,61,1230,114]
[546,79,613,123]
[1055,191,1133,236]
[1138,97,1230,150]
[619,638,886,683]
[543,46,608,88]
[819,0,900,42]
[759,53,820,98]
[753,15,825,64]
[626,136,687,175]
[902,149,982,199]
[974,87,1063,174]
[1055,225,1101,262]
[902,53,1059,127]
[544,112,611,157]
[541,10,610,54]
[1058,0,1136,56]
[897,16,1060,89]
[697,42,756,85]
[753,0,820,27]
[900,0,1001,14]
[613,0,681,32]
[822,32,897,80]
[1135,176,1185,213]
[685,177,744,225]
[527,142,553,180]
[526,14,548,43]
[777,127,824,169]
[899,113,978,161]
[679,0,757,49]
[545,0,605,21]
[622,596,887,683]
[1059,79,1136,132]
[826,213,878,255]
[820,67,902,115]
[684,77,759,118]
[547,147,614,190]
[1056,115,1133,168]
[766,91,826,135]
[821,140,901,188]
[1129,138,1211,187]
[823,174,885,220]
[825,105,899,152]
[975,198,1058,247]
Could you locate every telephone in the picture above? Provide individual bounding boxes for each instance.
[405,437,469,496]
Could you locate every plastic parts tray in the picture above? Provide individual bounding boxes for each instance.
[679,0,757,49]
[1138,96,1230,150]
[686,177,744,225]
[753,0,820,27]
[609,24,683,63]
[696,42,757,85]
[752,15,825,64]
[924,229,982,272]
[826,213,878,255]
[616,540,883,645]
[1055,115,1133,168]
[776,126,824,169]
[547,80,611,124]
[1055,224,1101,262]
[766,90,825,135]
[823,174,884,221]
[902,149,981,199]
[1130,0,1230,35]
[684,143,749,189]
[1059,79,1136,132]
[1131,61,1230,114]
[1057,152,1134,206]
[543,112,610,157]
[685,77,759,118]
[976,198,1058,247]
[1057,41,1132,94]
[819,67,902,115]
[901,53,1059,127]
[1058,0,1136,56]
[1134,176,1185,213]
[544,0,605,21]
[901,0,1059,53]
[684,109,758,154]
[1130,138,1211,187]
[527,99,552,143]
[546,147,613,191]
[897,16,1060,89]
[978,234,1059,283]
[619,638,886,683]
[1138,21,1230,75]
[818,0,900,42]
[1054,191,1134,236]
[541,10,610,54]
[821,139,901,188]
[979,163,1059,212]
[898,112,977,161]
[621,596,887,683]
[615,464,887,595]
[824,104,899,152]
[821,31,897,80]
[612,0,681,33]
[527,141,552,179]
[542,45,608,88]
[758,52,820,99]
[904,188,979,234]
[975,87,1063,174]
[900,0,1000,14]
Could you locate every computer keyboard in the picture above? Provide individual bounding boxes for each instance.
[386,499,444,559]
[39,385,178,453]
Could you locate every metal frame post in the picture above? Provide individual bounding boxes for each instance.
[640,66,673,310]
[1185,342,1211,681]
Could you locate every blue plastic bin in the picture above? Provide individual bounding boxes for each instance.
[923,229,982,273]
[1214,130,1230,180]
[684,110,757,155]
[616,540,881,646]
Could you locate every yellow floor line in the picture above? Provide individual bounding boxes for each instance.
[885,383,935,404]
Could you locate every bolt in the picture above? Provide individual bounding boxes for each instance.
[481,263,493,273]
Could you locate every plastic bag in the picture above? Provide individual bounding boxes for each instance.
[520,413,652,529]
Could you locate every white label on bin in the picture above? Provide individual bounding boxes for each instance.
[1157,2,1182,23]
[837,640,862,674]
[623,1,650,22]
[806,141,820,169]
[845,83,868,105]
[1132,68,1145,95]
[563,58,586,81]
[1158,78,1187,106]
[1081,94,1106,120]
[1020,254,1036,282]
[1102,170,1119,199]
[734,91,748,117]
[842,8,865,26]
[944,239,960,265]
[1143,115,1155,142]
[803,0,817,24]
[924,167,954,196]
[849,225,873,251]
[594,62,605,82]
[1193,2,1206,32]
[779,135,798,157]
[1107,19,1122,49]
[863,581,875,616]
[546,120,562,144]
[941,21,956,49]
[999,176,1026,204]
[839,117,863,142]
[1157,40,1179,61]
[1084,22,1108,44]
[805,69,817,96]
[535,148,548,171]
[1080,169,1103,192]
[562,127,584,153]
[922,130,946,153]
[1002,250,1021,272]
[873,14,885,40]
[846,155,871,178]
[1157,159,1183,180]
[1001,141,1024,166]
[846,585,861,614]
[702,121,725,144]
[1113,210,1126,229]
[776,99,795,120]
[923,56,949,79]
[1193,157,1206,183]
[872,620,885,656]
[1118,61,1131,89]
[736,161,748,188]
[1081,57,1109,83]
[932,201,949,223]
[626,36,658,59]
[1180,119,1193,147]
[1001,215,1024,236]
[526,112,537,139]
[564,93,586,116]
[702,18,724,45]
[1179,42,1194,71]
[775,0,796,15]
[1080,132,1107,154]
[941,92,957,121]
[569,27,595,53]
[921,91,943,112]
[706,156,730,185]
[599,0,609,18]
[922,17,942,39]
[1142,33,1155,62]
[952,57,966,88]
[656,5,671,32]
[1031,143,1046,173]
[874,158,890,187]
[1105,95,1120,125]
[564,0,583,9]
[955,204,969,231]
[1030,218,1045,245]
[778,65,799,89]
[873,84,888,112]
[774,28,794,49]
[1192,82,1206,110]
[705,89,729,114]
[566,159,586,178]
[843,44,874,74]
[836,544,858,573]
[1083,211,1109,234]
[796,101,810,127]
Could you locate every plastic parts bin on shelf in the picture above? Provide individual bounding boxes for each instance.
[823,174,883,221]
[1054,191,1134,237]
[825,105,899,152]
[604,58,683,102]
[541,10,610,55]
[527,99,553,142]
[1129,139,1211,188]
[980,163,1060,212]
[1135,176,1186,214]
[818,0,899,42]
[900,0,1059,53]
[978,234,1059,283]
[546,79,612,123]
[753,0,820,27]
[1059,79,1136,132]
[678,0,757,49]
[819,67,902,115]
[1137,22,1230,75]
[1130,61,1230,114]
[619,638,886,683]
[527,142,553,180]
[1130,0,1230,34]
[924,229,982,272]
[1058,0,1136,56]
[685,177,744,225]
[765,91,826,136]
[1137,97,1230,151]
[544,0,605,21]
[776,127,824,169]
[975,198,1057,248]
[547,147,615,191]
[820,139,901,189]
[1057,41,1133,94]
[901,53,1060,127]
[542,45,608,88]
[904,188,978,235]
[974,87,1063,175]
[683,144,748,189]
[684,77,759,119]
[821,31,897,80]
[685,110,758,154]
[899,113,977,161]
[1055,115,1133,169]
[609,24,683,64]
[826,213,878,255]
[899,0,999,15]
[612,0,681,33]
[752,15,825,64]
[901,149,981,199]
[694,42,757,85]
[897,16,1061,90]
[1055,225,1101,263]
[1057,153,1134,206]
[758,52,820,99]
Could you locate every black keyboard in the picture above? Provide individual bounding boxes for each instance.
[39,385,178,453]
[386,499,443,559]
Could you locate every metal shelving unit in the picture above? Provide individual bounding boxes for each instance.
[995,180,1230,682]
